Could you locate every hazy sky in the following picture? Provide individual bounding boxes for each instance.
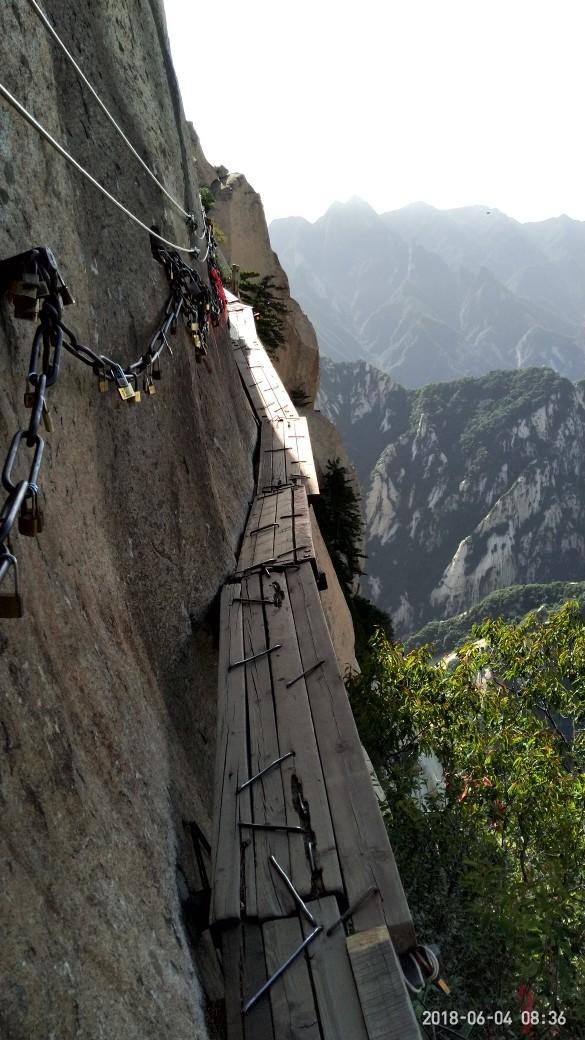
[164,0,585,225]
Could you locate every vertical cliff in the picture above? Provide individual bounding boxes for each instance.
[0,4,256,1038]
[190,133,320,405]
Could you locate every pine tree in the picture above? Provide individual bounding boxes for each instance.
[314,458,364,595]
[239,271,287,357]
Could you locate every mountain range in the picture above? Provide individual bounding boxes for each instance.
[270,199,585,387]
[318,359,585,635]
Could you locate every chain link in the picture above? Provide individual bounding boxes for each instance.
[0,226,229,613]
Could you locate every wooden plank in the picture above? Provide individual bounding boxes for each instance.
[242,493,278,572]
[222,925,275,1040]
[346,927,421,1040]
[237,496,265,573]
[222,928,245,1040]
[241,573,295,920]
[211,585,250,926]
[286,563,417,953]
[259,418,319,496]
[261,572,342,899]
[272,489,296,564]
[263,917,320,1040]
[278,485,315,566]
[301,898,369,1040]
[243,924,275,1040]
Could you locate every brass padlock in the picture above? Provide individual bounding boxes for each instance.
[0,554,23,618]
[128,374,141,403]
[98,367,109,393]
[143,368,156,396]
[112,364,135,401]
[18,493,44,537]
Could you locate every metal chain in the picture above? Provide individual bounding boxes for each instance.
[0,251,63,615]
[0,234,228,613]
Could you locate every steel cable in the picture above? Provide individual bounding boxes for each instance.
[0,80,199,255]
[25,0,195,224]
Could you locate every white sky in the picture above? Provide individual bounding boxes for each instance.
[163,0,585,225]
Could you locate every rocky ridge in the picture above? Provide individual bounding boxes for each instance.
[270,198,585,387]
[319,360,585,634]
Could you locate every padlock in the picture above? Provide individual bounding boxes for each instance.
[24,390,35,408]
[10,272,43,320]
[0,554,23,619]
[59,282,74,307]
[112,364,135,401]
[18,492,44,537]
[152,357,162,381]
[143,368,156,396]
[98,367,109,393]
[128,374,141,403]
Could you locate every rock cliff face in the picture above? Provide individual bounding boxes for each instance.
[192,158,320,404]
[0,7,361,1038]
[0,4,256,1038]
[319,361,585,634]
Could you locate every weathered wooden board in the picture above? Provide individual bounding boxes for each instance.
[236,487,315,576]
[211,584,250,926]
[240,573,295,921]
[286,563,417,953]
[263,917,320,1040]
[243,924,275,1040]
[347,927,421,1040]
[261,573,343,898]
[222,927,245,1040]
[228,300,298,422]
[222,925,275,1040]
[259,418,319,497]
[301,898,369,1040]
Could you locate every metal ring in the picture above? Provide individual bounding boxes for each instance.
[26,373,46,447]
[2,431,44,495]
[0,481,29,543]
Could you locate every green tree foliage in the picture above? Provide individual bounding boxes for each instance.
[314,458,393,667]
[199,186,215,213]
[239,271,287,357]
[313,458,364,596]
[347,604,585,1033]
[350,593,394,667]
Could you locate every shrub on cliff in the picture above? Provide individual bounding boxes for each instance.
[239,271,287,357]
[347,603,585,1028]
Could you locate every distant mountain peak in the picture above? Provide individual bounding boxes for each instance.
[269,199,585,386]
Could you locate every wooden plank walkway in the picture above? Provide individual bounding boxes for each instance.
[212,297,421,1039]
[235,485,315,576]
[259,417,319,497]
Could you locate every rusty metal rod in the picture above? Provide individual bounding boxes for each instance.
[242,927,322,1014]
[236,751,294,794]
[269,855,317,926]
[326,886,378,936]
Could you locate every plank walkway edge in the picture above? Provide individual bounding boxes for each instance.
[211,296,422,1040]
